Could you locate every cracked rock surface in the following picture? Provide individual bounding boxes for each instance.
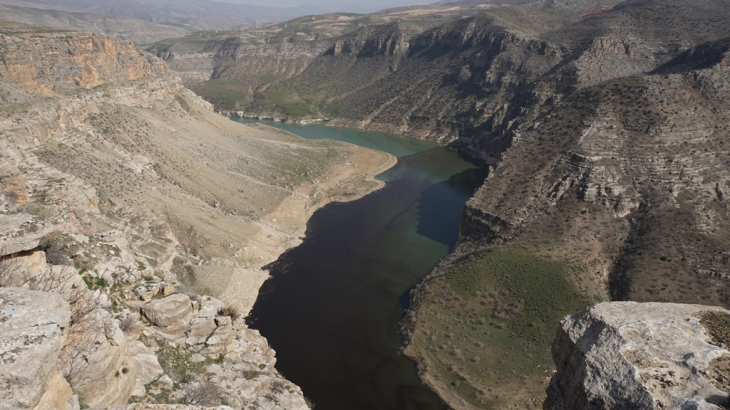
[545,302,730,410]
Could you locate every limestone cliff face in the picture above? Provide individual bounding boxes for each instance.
[279,13,563,145]
[0,27,168,103]
[462,36,730,304]
[325,23,410,57]
[545,302,730,409]
[147,28,330,104]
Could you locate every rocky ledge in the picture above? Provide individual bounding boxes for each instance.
[0,249,309,410]
[546,302,730,410]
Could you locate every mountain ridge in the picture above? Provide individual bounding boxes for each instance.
[0,0,335,45]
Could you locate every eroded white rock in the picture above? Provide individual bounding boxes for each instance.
[128,340,164,397]
[545,302,730,410]
[141,294,192,327]
[0,287,71,410]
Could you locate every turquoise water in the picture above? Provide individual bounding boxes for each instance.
[236,119,438,158]
[236,119,487,410]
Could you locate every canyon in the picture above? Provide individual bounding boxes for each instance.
[1,0,730,408]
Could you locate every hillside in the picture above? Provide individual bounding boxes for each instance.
[151,0,730,408]
[0,0,331,45]
[0,5,189,45]
[0,22,393,408]
[145,6,487,111]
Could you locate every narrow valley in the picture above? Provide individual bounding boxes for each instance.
[1,0,730,409]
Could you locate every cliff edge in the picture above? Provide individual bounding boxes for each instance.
[546,302,730,410]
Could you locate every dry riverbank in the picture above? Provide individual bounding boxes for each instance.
[194,122,397,317]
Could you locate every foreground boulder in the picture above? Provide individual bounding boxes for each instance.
[141,294,193,327]
[545,302,730,410]
[0,287,72,410]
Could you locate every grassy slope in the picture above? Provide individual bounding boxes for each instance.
[405,248,594,409]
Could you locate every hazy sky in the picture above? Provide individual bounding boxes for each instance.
[218,0,431,14]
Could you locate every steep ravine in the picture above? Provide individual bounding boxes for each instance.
[4,0,730,408]
[163,0,730,307]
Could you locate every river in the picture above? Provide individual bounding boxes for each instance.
[236,120,487,410]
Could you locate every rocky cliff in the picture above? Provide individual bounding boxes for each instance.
[0,22,168,102]
[308,1,730,409]
[146,26,331,109]
[463,31,730,305]
[324,23,410,57]
[545,302,730,409]
[145,8,479,114]
[403,3,730,404]
[0,21,394,409]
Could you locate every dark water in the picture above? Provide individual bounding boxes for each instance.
[237,120,487,410]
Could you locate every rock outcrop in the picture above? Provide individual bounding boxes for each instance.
[125,293,309,409]
[146,24,331,99]
[0,287,72,410]
[144,9,469,115]
[141,294,193,328]
[391,2,730,408]
[0,26,169,104]
[545,302,730,410]
[0,251,144,408]
[324,23,410,57]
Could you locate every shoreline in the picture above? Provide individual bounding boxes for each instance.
[217,110,419,142]
[198,121,398,318]
[403,317,483,410]
[207,115,486,410]
[402,269,482,410]
[218,116,480,409]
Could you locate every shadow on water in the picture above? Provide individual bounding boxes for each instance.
[239,120,487,410]
[416,167,488,249]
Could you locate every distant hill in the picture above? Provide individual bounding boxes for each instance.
[0,0,331,44]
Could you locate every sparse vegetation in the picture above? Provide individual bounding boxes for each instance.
[218,306,240,321]
[405,247,594,409]
[143,335,207,384]
[701,311,730,350]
